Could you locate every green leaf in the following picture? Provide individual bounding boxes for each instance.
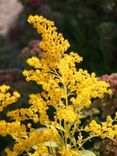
[44,141,58,148]
[79,150,96,156]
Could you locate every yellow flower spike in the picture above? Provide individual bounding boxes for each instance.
[27,15,70,68]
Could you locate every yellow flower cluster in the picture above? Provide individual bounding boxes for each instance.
[0,15,117,156]
[57,106,77,123]
[70,69,112,109]
[23,58,111,110]
[0,85,20,112]
[7,93,49,124]
[6,127,58,155]
[7,108,39,123]
[59,146,80,156]
[84,116,117,139]
[0,120,26,139]
[29,94,48,113]
[27,15,70,68]
[29,145,48,156]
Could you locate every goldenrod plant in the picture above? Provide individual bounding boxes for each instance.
[0,15,117,156]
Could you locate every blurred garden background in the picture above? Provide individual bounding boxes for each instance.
[0,0,117,155]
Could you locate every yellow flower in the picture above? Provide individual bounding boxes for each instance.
[0,121,26,139]
[27,15,70,68]
[59,146,80,156]
[29,145,48,156]
[84,117,117,139]
[0,85,20,112]
[5,148,17,156]
[57,106,77,123]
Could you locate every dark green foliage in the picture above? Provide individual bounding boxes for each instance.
[46,0,117,75]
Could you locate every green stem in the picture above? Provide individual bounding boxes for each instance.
[77,135,98,149]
